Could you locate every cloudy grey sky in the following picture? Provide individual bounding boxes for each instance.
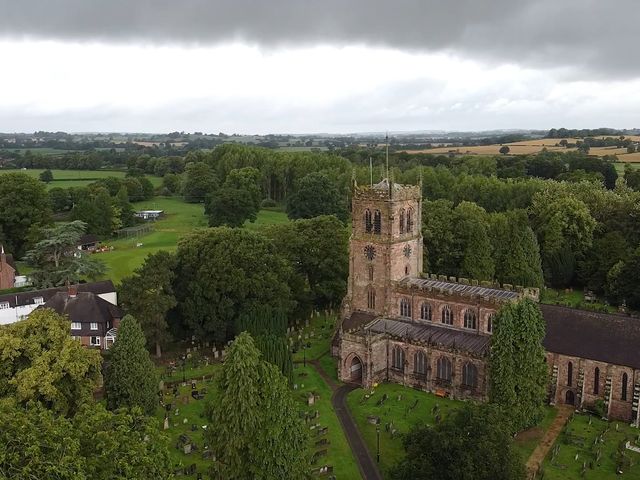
[1,0,639,133]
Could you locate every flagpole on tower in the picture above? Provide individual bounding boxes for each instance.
[369,156,373,186]
[385,132,389,180]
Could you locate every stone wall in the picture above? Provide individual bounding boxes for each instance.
[546,352,639,423]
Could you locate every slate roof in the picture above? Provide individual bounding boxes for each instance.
[541,304,640,370]
[0,280,116,308]
[366,317,491,356]
[77,234,99,246]
[400,277,520,301]
[41,291,122,336]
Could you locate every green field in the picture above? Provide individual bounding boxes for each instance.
[96,197,289,283]
[346,383,463,476]
[541,413,640,479]
[0,168,162,188]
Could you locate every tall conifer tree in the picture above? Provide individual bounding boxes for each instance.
[104,315,159,415]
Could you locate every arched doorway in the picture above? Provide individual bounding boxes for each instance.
[565,390,575,406]
[349,356,363,383]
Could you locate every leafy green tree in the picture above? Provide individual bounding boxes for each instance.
[39,168,53,183]
[0,172,52,257]
[530,190,596,286]
[49,186,72,212]
[0,309,102,416]
[605,246,640,309]
[24,220,106,288]
[266,215,348,309]
[489,298,547,432]
[183,161,218,203]
[490,210,544,287]
[139,176,155,200]
[114,185,135,227]
[224,167,262,209]
[0,399,173,480]
[206,186,259,227]
[122,176,145,202]
[206,332,308,479]
[71,188,117,237]
[119,251,177,358]
[162,172,182,194]
[454,202,495,281]
[237,309,292,381]
[390,403,524,480]
[499,145,510,155]
[104,315,159,415]
[175,228,293,343]
[422,199,459,275]
[286,171,348,221]
[578,231,630,294]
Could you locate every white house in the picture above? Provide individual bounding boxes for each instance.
[0,280,117,326]
[134,210,164,221]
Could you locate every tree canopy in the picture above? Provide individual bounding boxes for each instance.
[119,251,177,358]
[205,332,308,479]
[489,298,548,432]
[0,309,102,416]
[286,171,348,221]
[104,315,159,415]
[24,220,106,288]
[0,172,51,257]
[174,227,294,343]
[390,403,525,480]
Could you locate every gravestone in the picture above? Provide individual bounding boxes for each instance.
[367,415,380,425]
[214,351,219,359]
[307,393,316,406]
[163,417,170,430]
[183,444,192,455]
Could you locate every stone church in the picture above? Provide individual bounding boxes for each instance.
[336,179,640,423]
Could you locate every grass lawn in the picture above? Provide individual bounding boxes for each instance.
[0,168,162,188]
[293,363,362,479]
[346,383,463,477]
[540,287,616,314]
[514,407,559,460]
[95,197,289,283]
[540,413,640,479]
[290,313,339,363]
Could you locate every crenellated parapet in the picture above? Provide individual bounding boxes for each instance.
[353,179,421,202]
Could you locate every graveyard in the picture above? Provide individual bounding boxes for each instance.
[345,383,464,476]
[155,366,221,479]
[540,413,640,479]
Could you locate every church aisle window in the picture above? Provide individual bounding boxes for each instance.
[414,351,427,375]
[622,373,628,401]
[567,362,573,386]
[462,363,478,389]
[392,346,405,372]
[437,357,452,382]
[400,298,412,318]
[463,310,477,329]
[420,302,432,321]
[593,367,600,394]
[442,305,453,325]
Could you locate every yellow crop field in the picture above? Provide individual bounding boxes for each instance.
[616,152,640,162]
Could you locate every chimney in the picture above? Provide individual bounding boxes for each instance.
[68,285,78,298]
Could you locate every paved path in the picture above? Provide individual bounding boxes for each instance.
[333,383,383,480]
[526,405,573,479]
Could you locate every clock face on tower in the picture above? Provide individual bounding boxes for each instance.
[403,244,412,258]
[364,245,376,261]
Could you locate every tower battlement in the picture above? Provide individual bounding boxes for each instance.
[353,179,421,202]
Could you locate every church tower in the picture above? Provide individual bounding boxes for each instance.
[343,178,423,318]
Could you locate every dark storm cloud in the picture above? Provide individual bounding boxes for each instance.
[1,0,638,77]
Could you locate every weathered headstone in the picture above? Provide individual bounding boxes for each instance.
[163,417,170,430]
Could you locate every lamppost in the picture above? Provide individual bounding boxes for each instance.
[376,424,380,463]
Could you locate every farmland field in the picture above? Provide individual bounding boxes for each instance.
[0,168,163,188]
